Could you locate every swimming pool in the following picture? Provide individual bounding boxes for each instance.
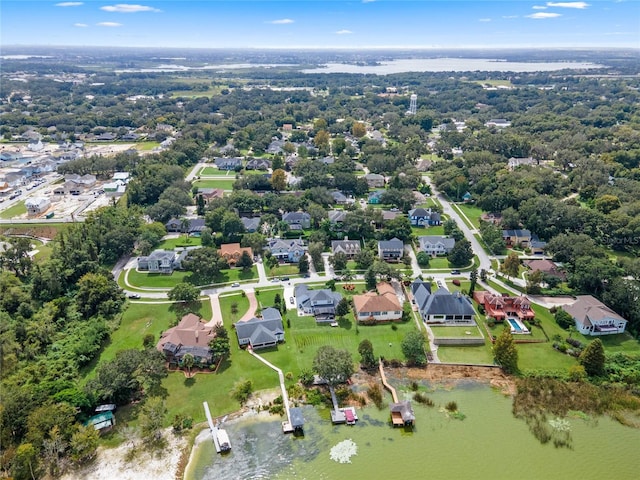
[507,317,529,334]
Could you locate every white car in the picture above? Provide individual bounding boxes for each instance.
[231,282,240,287]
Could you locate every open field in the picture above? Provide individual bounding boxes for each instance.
[198,166,221,175]
[134,141,160,151]
[0,201,26,219]
[412,225,445,237]
[126,265,259,289]
[453,203,484,229]
[156,236,202,250]
[193,178,236,190]
[437,344,494,364]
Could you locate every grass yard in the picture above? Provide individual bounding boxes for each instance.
[0,201,26,219]
[268,264,299,277]
[430,325,483,338]
[218,292,250,324]
[193,179,237,191]
[156,236,202,250]
[426,257,451,269]
[32,241,53,263]
[199,166,220,175]
[412,225,445,237]
[453,203,483,229]
[437,344,494,364]
[446,279,470,292]
[126,266,258,289]
[135,141,160,151]
[255,287,284,310]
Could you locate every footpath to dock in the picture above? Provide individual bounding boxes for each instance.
[379,359,398,403]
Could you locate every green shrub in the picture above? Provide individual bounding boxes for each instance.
[367,383,384,409]
[445,401,458,412]
[413,392,434,406]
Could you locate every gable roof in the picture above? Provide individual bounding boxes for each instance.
[421,288,475,317]
[235,308,284,344]
[156,313,214,352]
[331,239,361,255]
[328,210,347,223]
[241,217,261,231]
[411,279,432,311]
[564,295,626,327]
[378,238,403,251]
[419,235,455,250]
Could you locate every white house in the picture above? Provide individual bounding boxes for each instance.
[25,196,51,216]
[563,295,627,336]
[418,236,456,256]
[352,282,402,323]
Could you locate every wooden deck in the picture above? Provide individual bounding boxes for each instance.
[379,359,398,403]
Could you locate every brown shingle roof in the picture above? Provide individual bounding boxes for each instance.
[353,285,401,315]
[156,313,215,351]
[564,295,626,327]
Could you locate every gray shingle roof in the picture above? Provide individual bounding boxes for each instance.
[421,288,475,317]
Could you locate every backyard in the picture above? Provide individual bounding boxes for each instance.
[192,178,237,191]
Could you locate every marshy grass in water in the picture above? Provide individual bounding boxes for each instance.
[329,439,358,464]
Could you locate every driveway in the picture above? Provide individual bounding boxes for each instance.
[238,289,258,322]
[405,245,422,279]
[283,284,296,311]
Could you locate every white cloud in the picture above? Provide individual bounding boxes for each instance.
[527,12,562,18]
[74,23,88,27]
[335,29,353,34]
[362,0,376,3]
[97,22,123,27]
[56,2,83,6]
[479,18,492,22]
[532,5,548,9]
[100,4,160,13]
[502,15,519,18]
[268,18,294,24]
[546,2,590,8]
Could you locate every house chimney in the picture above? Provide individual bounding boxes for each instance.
[195,329,199,342]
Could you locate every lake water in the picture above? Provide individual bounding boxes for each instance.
[186,381,639,480]
[301,58,602,74]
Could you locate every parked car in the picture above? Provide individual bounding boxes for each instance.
[128,293,141,299]
[451,270,461,275]
[280,276,289,281]
[231,282,240,287]
[289,297,294,304]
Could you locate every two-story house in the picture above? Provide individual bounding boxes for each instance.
[282,211,311,230]
[378,238,404,262]
[502,229,532,248]
[408,208,441,227]
[218,243,253,266]
[418,236,456,256]
[563,295,627,336]
[295,284,342,323]
[364,173,385,188]
[331,238,361,258]
[138,250,178,274]
[265,238,306,263]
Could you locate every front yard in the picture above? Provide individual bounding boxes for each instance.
[192,178,237,190]
[125,265,259,289]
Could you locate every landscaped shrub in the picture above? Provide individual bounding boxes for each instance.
[391,324,398,331]
[305,388,323,406]
[566,338,584,349]
[487,319,495,327]
[413,392,434,406]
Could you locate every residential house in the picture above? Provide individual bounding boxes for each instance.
[235,308,285,349]
[529,235,547,255]
[368,130,386,145]
[112,172,130,182]
[364,173,385,188]
[53,180,82,195]
[508,157,538,170]
[480,212,503,225]
[462,192,472,202]
[267,139,285,154]
[368,190,385,204]
[382,210,402,222]
[214,157,243,171]
[103,181,126,197]
[416,158,433,171]
[165,218,206,234]
[353,282,403,323]
[485,119,511,128]
[473,291,535,322]
[156,313,215,365]
[25,196,51,216]
[524,259,566,281]
[320,156,335,166]
[282,211,311,230]
[563,296,627,336]
[378,238,404,262]
[295,284,342,323]
[412,281,475,324]
[218,243,253,266]
[328,209,347,224]
[197,187,225,203]
[94,132,117,141]
[245,158,271,171]
[121,132,140,141]
[418,236,456,256]
[137,250,179,274]
[65,173,97,187]
[502,229,532,248]
[331,190,353,205]
[241,216,261,233]
[265,238,306,263]
[331,238,361,258]
[408,207,441,227]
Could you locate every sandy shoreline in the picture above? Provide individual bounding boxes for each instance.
[62,367,514,480]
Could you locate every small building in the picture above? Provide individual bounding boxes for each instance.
[368,190,385,204]
[502,229,532,248]
[390,401,415,427]
[529,235,547,255]
[331,238,361,258]
[331,190,351,205]
[508,157,538,170]
[289,407,305,433]
[418,236,455,256]
[485,119,511,129]
[85,412,116,432]
[378,238,404,262]
[235,308,285,349]
[563,295,627,336]
[218,243,253,266]
[25,196,51,216]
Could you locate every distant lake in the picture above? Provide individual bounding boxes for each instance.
[301,58,603,74]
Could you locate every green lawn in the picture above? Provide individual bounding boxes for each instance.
[126,266,258,289]
[199,166,220,175]
[430,326,483,338]
[0,201,26,219]
[451,203,483,229]
[193,179,236,190]
[219,292,250,324]
[437,345,494,364]
[135,141,160,151]
[268,264,299,277]
[156,236,202,250]
[412,225,445,237]
[426,257,451,269]
[255,287,285,310]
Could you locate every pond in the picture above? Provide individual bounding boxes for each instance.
[186,382,639,480]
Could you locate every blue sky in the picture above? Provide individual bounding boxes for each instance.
[1,1,638,48]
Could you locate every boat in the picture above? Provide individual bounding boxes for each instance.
[344,408,356,425]
[216,428,231,452]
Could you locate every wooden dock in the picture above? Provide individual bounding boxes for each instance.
[203,401,224,453]
[379,359,398,403]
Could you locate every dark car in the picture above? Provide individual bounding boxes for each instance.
[128,293,141,299]
[451,270,461,275]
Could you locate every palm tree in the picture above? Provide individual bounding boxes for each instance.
[182,353,195,376]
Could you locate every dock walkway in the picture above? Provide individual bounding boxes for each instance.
[248,348,294,432]
[203,401,222,453]
[379,359,398,403]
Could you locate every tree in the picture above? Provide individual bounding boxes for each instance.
[168,282,200,304]
[358,339,376,368]
[0,236,33,278]
[501,252,520,279]
[336,297,351,317]
[354,249,375,270]
[447,239,473,268]
[364,267,377,290]
[313,345,354,386]
[236,250,254,272]
[12,442,39,480]
[493,328,518,374]
[69,424,99,463]
[526,269,544,294]
[210,325,231,363]
[416,251,431,268]
[231,379,253,405]
[401,331,427,366]
[139,396,167,446]
[383,216,413,242]
[181,247,225,282]
[579,338,605,377]
[298,254,309,274]
[196,194,206,216]
[181,353,195,375]
[75,271,124,318]
[352,122,366,138]
[330,252,348,272]
[468,269,478,296]
[271,168,287,192]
